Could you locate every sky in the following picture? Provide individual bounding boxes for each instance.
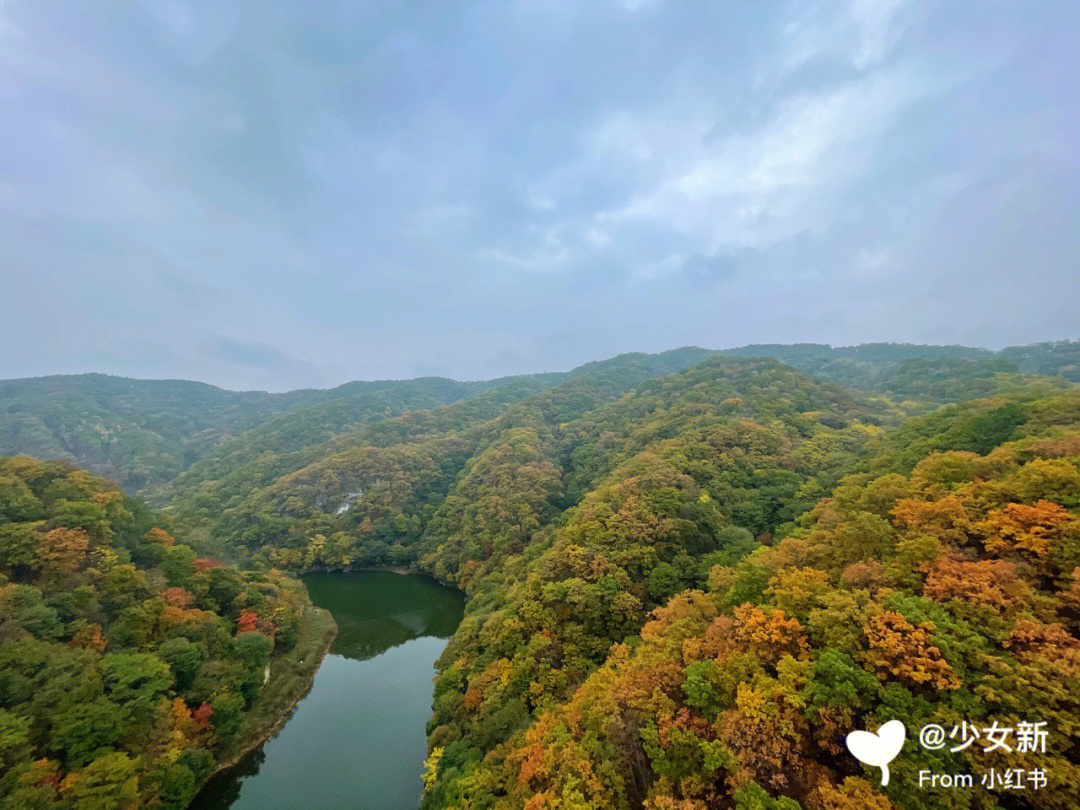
[1,1,1078,391]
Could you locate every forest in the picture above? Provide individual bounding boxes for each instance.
[1,340,1079,809]
[0,457,336,809]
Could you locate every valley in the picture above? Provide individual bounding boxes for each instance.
[2,341,1079,810]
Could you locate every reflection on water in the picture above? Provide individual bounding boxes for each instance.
[306,571,464,660]
[190,571,464,810]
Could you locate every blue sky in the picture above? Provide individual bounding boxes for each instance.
[1,1,1077,391]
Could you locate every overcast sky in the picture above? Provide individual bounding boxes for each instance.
[2,1,1078,391]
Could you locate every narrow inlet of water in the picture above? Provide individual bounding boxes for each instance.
[191,571,465,810]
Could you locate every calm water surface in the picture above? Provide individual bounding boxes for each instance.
[191,571,464,810]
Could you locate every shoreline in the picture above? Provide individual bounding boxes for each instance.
[188,604,338,805]
[302,563,413,576]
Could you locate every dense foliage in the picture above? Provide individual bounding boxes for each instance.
[722,343,1078,404]
[1000,342,1080,383]
[0,374,544,494]
[0,457,311,810]
[3,343,1076,498]
[421,390,1080,809]
[158,350,733,561]
[2,342,1079,810]
[156,359,882,578]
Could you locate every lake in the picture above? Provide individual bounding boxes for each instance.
[191,571,465,810]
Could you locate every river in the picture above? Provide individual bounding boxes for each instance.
[191,571,465,810]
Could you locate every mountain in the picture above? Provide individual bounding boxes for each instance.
[4,343,1077,503]
[474,386,1080,808]
[1,341,1078,809]
[0,374,520,494]
[723,340,1080,400]
[0,348,720,501]
[0,456,335,810]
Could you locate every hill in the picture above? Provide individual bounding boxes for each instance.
[454,387,1080,808]
[0,457,334,810]
[0,374,490,493]
[723,340,1080,401]
[2,341,1079,809]
[3,343,1077,504]
[0,349,718,502]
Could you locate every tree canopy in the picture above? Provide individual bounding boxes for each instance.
[0,458,310,810]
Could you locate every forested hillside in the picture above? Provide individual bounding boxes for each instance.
[0,350,721,503]
[3,343,1076,503]
[158,357,882,569]
[1,342,1078,810]
[0,457,333,810]
[424,388,1080,808]
[155,348,718,546]
[723,341,1080,402]
[0,375,544,495]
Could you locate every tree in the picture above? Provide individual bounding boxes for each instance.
[50,698,124,768]
[812,777,894,810]
[922,556,1026,610]
[0,584,63,639]
[158,638,206,691]
[236,611,259,635]
[861,611,961,690]
[209,692,245,740]
[732,782,802,810]
[39,527,91,575]
[63,751,139,810]
[157,763,196,810]
[0,708,31,771]
[981,500,1076,560]
[234,632,273,703]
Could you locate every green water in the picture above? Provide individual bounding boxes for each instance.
[191,571,465,810]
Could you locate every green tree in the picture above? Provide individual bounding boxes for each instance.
[157,637,206,691]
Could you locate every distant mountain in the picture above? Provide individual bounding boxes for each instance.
[1000,339,1080,380]
[1,341,1076,496]
[723,339,1080,398]
[2,340,1078,810]
[0,374,500,492]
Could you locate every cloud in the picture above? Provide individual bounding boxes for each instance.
[596,60,945,253]
[634,251,684,280]
[620,0,663,14]
[203,336,288,367]
[475,228,577,274]
[781,0,911,72]
[1,1,1077,388]
[848,0,908,68]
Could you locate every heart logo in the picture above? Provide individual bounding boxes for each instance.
[845,720,906,786]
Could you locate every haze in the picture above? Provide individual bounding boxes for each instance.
[1,1,1077,391]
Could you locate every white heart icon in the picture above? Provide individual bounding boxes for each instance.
[845,720,906,786]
